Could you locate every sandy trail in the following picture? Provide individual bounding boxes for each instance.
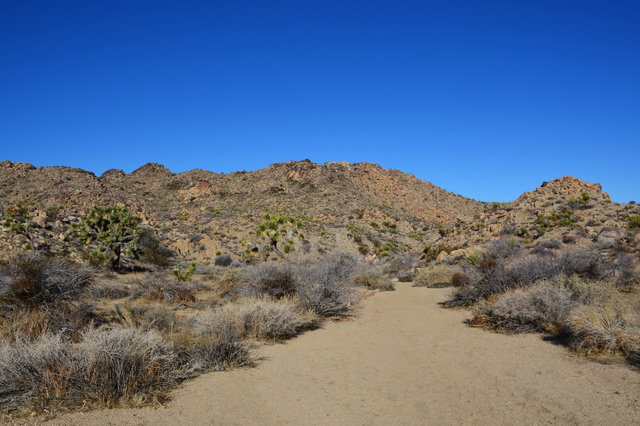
[53,283,639,425]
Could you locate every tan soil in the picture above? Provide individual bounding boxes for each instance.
[51,283,640,425]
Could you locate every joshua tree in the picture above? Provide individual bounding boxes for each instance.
[74,206,142,269]
[247,213,303,261]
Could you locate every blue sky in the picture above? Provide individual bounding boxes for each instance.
[1,1,638,202]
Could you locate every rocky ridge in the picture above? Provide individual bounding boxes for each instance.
[0,160,637,266]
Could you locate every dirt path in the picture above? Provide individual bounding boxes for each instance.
[53,283,640,425]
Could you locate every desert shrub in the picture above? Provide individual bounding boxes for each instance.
[413,264,461,288]
[237,263,296,298]
[90,281,132,299]
[214,254,233,267]
[1,302,95,342]
[0,253,93,307]
[290,253,362,317]
[132,273,199,304]
[567,303,640,355]
[444,248,608,307]
[397,270,415,282]
[628,215,640,230]
[237,254,363,317]
[480,282,576,332]
[422,244,456,262]
[0,328,187,412]
[501,222,517,235]
[354,270,395,291]
[0,334,75,412]
[531,239,563,256]
[186,312,253,371]
[484,238,523,261]
[450,272,470,287]
[381,254,418,276]
[75,328,181,407]
[450,269,482,288]
[113,304,178,333]
[229,296,319,341]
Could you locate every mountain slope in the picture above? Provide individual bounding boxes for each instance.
[1,160,636,265]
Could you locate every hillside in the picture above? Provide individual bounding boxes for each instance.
[1,160,637,266]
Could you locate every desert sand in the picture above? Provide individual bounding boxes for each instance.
[51,283,640,425]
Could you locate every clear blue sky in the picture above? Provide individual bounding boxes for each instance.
[1,1,638,202]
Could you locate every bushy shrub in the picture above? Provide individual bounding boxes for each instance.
[353,270,395,291]
[0,254,93,307]
[567,303,640,355]
[230,296,319,341]
[132,273,200,304]
[0,334,74,412]
[237,264,296,298]
[484,238,523,261]
[214,254,233,267]
[186,312,253,372]
[113,304,178,333]
[290,253,362,317]
[137,229,175,268]
[482,282,576,332]
[444,248,607,307]
[90,281,132,299]
[413,264,461,288]
[75,328,180,406]
[0,329,181,411]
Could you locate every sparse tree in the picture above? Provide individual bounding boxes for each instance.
[74,206,142,269]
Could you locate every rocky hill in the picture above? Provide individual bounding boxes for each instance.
[0,160,637,266]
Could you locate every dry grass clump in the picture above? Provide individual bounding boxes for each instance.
[0,326,255,413]
[353,270,395,291]
[132,273,202,304]
[237,264,296,298]
[413,264,462,288]
[113,304,179,333]
[195,296,319,342]
[0,253,93,307]
[179,317,254,373]
[0,329,181,412]
[90,281,132,299]
[567,302,640,356]
[74,328,181,407]
[232,296,319,341]
[0,254,95,341]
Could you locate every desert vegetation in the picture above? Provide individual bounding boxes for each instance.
[0,247,391,417]
[428,236,640,366]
